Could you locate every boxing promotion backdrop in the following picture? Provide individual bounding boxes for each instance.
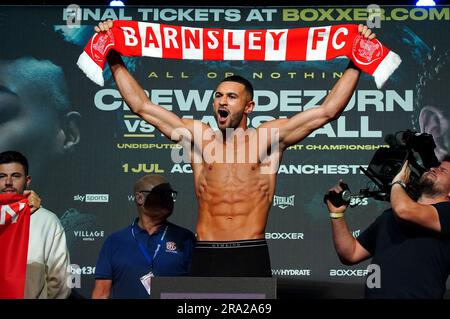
[1,5,449,297]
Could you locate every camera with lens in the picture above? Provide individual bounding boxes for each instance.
[359,130,440,202]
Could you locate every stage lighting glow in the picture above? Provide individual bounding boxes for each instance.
[416,0,436,6]
[110,0,125,7]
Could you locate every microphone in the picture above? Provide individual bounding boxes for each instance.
[324,182,351,207]
[324,183,377,207]
[341,189,352,203]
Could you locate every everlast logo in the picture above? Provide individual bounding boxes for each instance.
[273,195,295,209]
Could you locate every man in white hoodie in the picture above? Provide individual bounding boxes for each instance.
[0,150,71,299]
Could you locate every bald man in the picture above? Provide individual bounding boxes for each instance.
[92,175,195,299]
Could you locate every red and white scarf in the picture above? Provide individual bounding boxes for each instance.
[77,21,401,89]
[0,194,30,299]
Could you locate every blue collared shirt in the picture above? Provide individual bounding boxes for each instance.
[95,219,195,299]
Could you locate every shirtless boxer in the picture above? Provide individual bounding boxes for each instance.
[95,21,375,277]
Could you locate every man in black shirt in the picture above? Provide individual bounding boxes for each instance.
[325,155,450,298]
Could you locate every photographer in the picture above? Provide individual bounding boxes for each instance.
[325,156,450,299]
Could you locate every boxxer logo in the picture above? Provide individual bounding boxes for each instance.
[329,269,369,277]
[265,232,304,240]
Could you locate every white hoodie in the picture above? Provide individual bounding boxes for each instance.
[25,207,71,299]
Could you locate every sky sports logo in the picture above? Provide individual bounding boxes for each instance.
[73,194,109,203]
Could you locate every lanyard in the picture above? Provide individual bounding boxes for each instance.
[131,221,168,270]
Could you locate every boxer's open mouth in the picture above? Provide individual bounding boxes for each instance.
[218,108,230,123]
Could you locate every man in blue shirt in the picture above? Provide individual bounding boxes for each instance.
[92,175,195,299]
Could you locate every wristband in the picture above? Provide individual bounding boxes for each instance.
[330,212,345,219]
[390,180,407,189]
